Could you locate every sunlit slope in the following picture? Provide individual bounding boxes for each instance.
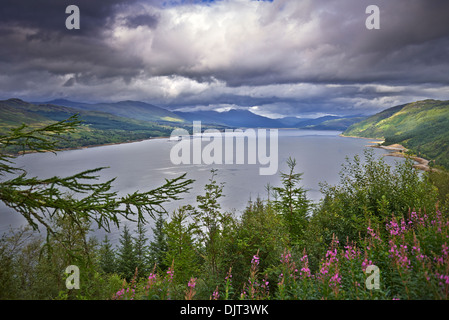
[343,99,449,168]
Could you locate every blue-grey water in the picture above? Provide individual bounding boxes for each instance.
[0,129,405,245]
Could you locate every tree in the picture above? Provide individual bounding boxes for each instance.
[163,207,201,285]
[0,115,194,243]
[272,157,310,247]
[134,223,150,275]
[187,169,233,279]
[149,211,169,271]
[99,235,116,274]
[116,225,137,281]
[226,197,289,296]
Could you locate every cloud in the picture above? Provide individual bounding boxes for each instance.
[1,0,449,117]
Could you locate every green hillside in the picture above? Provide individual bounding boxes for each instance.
[302,116,367,131]
[0,98,181,153]
[46,99,187,124]
[343,99,449,169]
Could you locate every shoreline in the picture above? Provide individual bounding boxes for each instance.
[15,135,171,156]
[340,134,433,172]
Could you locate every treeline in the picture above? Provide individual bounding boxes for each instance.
[1,117,449,300]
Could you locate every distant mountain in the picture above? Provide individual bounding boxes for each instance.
[343,99,449,169]
[174,109,284,128]
[175,109,364,130]
[45,99,186,124]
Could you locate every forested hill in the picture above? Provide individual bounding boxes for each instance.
[343,99,449,169]
[0,98,183,152]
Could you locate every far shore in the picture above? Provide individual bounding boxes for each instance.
[15,135,172,156]
[340,134,433,172]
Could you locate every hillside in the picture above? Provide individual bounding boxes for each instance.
[0,98,181,152]
[300,116,367,131]
[343,99,449,169]
[45,99,187,124]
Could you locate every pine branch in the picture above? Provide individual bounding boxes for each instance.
[0,116,194,239]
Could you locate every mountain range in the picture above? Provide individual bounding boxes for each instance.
[2,97,447,170]
[2,97,363,130]
[173,110,364,129]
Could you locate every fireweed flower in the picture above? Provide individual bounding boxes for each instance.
[252,255,260,266]
[367,225,382,241]
[442,243,448,257]
[318,237,340,285]
[387,216,401,236]
[166,266,174,282]
[225,270,232,281]
[280,251,292,264]
[212,287,220,300]
[300,253,312,278]
[278,272,284,285]
[435,243,449,265]
[329,273,341,288]
[344,244,359,261]
[188,277,197,288]
[434,273,449,287]
[389,239,411,269]
[361,258,373,272]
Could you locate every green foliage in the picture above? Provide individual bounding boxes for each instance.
[272,157,310,247]
[187,170,235,279]
[98,235,116,274]
[306,149,438,267]
[343,99,449,169]
[428,170,449,212]
[163,208,202,286]
[134,223,150,275]
[226,197,289,298]
[148,211,169,271]
[116,225,138,281]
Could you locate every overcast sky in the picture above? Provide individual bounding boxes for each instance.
[1,0,449,118]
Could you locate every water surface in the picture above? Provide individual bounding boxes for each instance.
[0,130,404,244]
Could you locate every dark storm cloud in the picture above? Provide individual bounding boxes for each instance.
[0,0,140,36]
[1,0,449,117]
[0,0,150,89]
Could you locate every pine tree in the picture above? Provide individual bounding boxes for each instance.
[116,225,137,281]
[149,211,168,271]
[272,157,310,247]
[164,207,201,284]
[134,223,149,275]
[99,235,116,274]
